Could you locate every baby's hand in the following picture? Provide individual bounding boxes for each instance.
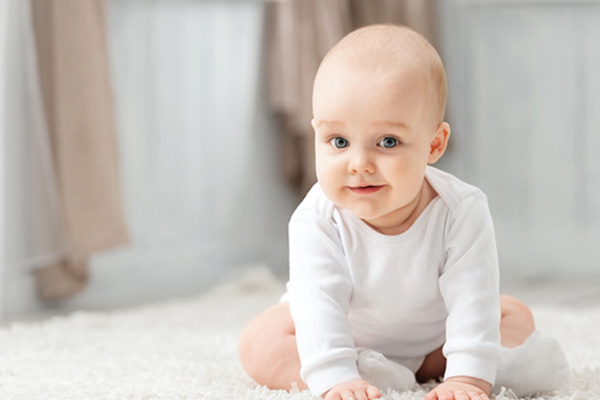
[425,376,492,400]
[323,379,382,400]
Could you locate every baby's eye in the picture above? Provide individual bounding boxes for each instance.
[330,137,349,149]
[378,137,399,148]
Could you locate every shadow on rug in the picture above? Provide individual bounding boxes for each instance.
[0,265,598,399]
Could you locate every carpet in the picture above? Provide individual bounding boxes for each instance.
[0,266,598,399]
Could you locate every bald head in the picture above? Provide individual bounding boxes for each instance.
[314,24,447,124]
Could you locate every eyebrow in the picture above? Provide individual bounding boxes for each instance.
[372,121,410,130]
[315,120,409,130]
[315,120,345,128]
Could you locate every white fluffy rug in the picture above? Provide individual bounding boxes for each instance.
[1,266,599,399]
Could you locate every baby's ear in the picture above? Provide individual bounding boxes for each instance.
[311,119,317,131]
[428,122,450,164]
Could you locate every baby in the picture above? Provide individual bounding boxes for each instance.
[239,24,569,400]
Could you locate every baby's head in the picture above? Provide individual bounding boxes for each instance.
[311,24,451,233]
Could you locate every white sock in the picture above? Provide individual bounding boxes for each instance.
[493,331,570,396]
[356,349,417,391]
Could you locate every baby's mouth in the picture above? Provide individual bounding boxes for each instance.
[348,185,384,194]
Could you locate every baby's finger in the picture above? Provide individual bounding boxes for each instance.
[353,390,368,400]
[324,390,341,400]
[340,389,355,400]
[438,392,454,400]
[366,385,382,399]
[467,393,488,400]
[424,390,439,400]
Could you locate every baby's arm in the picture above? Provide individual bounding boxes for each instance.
[323,379,382,400]
[439,193,500,389]
[288,207,363,396]
[436,193,502,398]
[426,376,492,400]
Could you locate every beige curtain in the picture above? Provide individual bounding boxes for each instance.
[265,0,439,195]
[31,0,130,300]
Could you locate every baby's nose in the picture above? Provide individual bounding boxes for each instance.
[348,150,375,174]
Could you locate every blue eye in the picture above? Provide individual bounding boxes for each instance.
[330,137,349,149]
[379,137,399,148]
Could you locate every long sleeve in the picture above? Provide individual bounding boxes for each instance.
[439,193,501,385]
[288,208,361,396]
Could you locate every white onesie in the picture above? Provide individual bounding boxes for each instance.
[284,166,501,396]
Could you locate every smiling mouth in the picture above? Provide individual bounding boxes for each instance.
[348,185,384,194]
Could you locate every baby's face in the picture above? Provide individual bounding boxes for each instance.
[313,67,442,232]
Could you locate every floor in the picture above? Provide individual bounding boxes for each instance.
[3,271,600,326]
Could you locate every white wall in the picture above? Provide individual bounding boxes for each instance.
[439,0,600,277]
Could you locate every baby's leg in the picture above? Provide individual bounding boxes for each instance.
[240,303,415,395]
[419,295,569,397]
[238,303,307,390]
[498,294,535,348]
[494,297,570,396]
[416,295,536,382]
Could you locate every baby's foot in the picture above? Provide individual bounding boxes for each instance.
[494,331,570,396]
[356,349,416,391]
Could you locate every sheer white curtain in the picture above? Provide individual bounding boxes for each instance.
[78,0,295,306]
[1,0,66,319]
[0,0,7,318]
[1,0,296,318]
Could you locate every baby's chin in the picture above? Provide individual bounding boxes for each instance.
[341,204,386,223]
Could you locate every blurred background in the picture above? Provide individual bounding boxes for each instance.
[1,0,598,324]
